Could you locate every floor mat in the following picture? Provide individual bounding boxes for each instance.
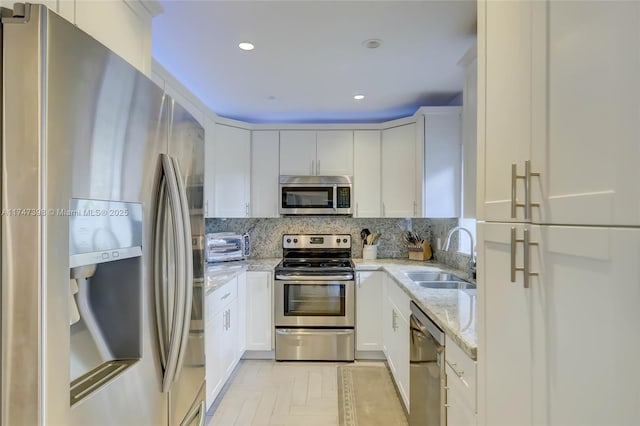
[337,364,408,426]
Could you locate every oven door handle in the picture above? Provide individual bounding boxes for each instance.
[276,329,354,336]
[275,274,354,281]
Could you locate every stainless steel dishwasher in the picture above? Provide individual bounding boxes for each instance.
[410,301,446,426]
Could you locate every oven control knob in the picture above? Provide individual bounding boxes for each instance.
[342,238,348,243]
[293,238,298,243]
[336,238,340,243]
[286,238,291,243]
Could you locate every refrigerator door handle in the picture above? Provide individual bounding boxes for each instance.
[154,175,169,368]
[170,156,194,383]
[157,154,187,392]
[180,400,206,426]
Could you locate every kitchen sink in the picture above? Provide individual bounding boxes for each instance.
[404,270,476,290]
[415,280,476,290]
[405,271,461,282]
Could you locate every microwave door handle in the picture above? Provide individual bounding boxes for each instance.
[333,185,338,212]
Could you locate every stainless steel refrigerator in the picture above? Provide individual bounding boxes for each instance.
[1,4,205,425]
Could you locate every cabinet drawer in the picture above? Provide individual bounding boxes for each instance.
[207,277,237,318]
[445,338,476,411]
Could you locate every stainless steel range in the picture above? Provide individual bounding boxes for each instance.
[274,234,355,361]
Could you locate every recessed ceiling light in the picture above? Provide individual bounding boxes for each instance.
[362,39,382,49]
[238,42,255,51]
[354,94,365,100]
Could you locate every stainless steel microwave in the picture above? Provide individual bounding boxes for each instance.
[279,175,353,216]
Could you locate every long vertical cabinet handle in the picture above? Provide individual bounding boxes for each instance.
[524,160,540,220]
[511,163,526,218]
[171,156,194,382]
[510,227,539,288]
[317,160,321,175]
[156,154,187,392]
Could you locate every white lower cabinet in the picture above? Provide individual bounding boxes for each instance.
[445,338,477,426]
[355,271,384,351]
[244,271,273,351]
[383,274,410,411]
[205,275,242,410]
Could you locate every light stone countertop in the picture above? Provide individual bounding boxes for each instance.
[354,258,477,360]
[244,258,281,271]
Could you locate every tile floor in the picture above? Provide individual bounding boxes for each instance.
[206,359,392,426]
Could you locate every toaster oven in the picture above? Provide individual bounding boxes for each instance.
[205,232,250,263]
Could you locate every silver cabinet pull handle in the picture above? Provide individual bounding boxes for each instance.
[511,227,539,288]
[446,360,464,377]
[382,203,386,217]
[221,292,231,300]
[524,160,540,220]
[510,227,518,282]
[511,163,526,218]
[317,160,320,175]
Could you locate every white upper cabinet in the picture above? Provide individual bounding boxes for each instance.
[251,131,279,218]
[75,0,159,75]
[213,123,251,217]
[532,0,640,226]
[279,130,353,176]
[353,130,381,217]
[478,0,534,222]
[14,1,159,75]
[279,130,316,175]
[381,123,417,217]
[460,46,478,219]
[422,107,462,218]
[479,0,640,226]
[316,130,354,176]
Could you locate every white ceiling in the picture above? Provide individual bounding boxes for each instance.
[152,1,477,123]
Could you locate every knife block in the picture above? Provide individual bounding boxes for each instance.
[408,242,432,261]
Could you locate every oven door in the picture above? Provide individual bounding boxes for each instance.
[275,279,355,327]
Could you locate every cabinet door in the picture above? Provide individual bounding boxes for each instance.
[245,272,273,351]
[75,0,152,74]
[224,299,239,377]
[355,272,383,351]
[236,272,247,357]
[381,124,417,217]
[279,130,316,175]
[203,116,216,218]
[205,308,225,409]
[446,371,477,426]
[251,131,279,217]
[538,226,640,426]
[353,131,381,217]
[316,130,354,176]
[214,124,251,217]
[477,222,537,426]
[479,0,533,222]
[533,1,640,226]
[423,109,461,218]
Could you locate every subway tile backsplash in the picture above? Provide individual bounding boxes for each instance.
[205,217,472,271]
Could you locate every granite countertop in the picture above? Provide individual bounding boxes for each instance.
[354,258,477,360]
[244,257,281,271]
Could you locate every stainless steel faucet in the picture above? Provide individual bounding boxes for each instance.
[443,226,476,280]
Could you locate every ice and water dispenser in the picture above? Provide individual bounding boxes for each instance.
[68,199,143,405]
